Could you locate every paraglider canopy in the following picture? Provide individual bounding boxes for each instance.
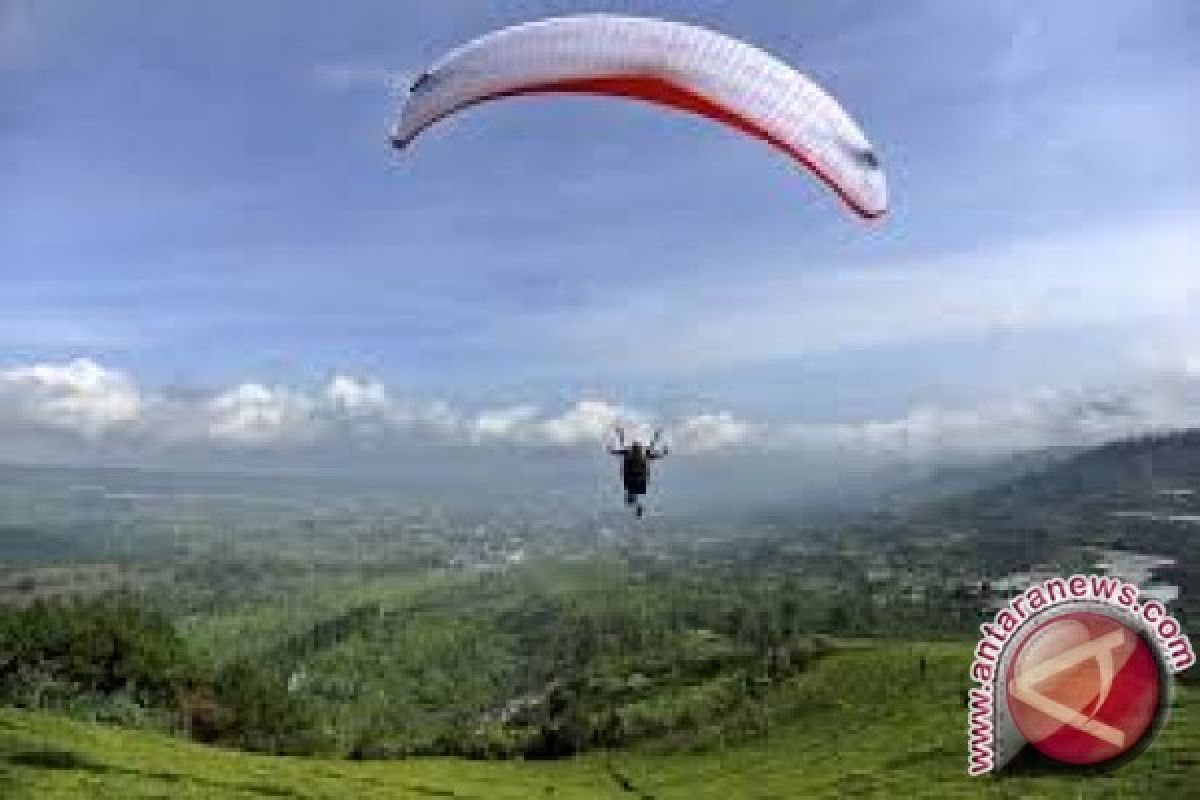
[392,14,888,220]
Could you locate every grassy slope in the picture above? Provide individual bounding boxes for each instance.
[1,643,1196,799]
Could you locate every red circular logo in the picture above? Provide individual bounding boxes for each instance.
[1005,610,1163,766]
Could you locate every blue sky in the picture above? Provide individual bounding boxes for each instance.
[2,0,1199,468]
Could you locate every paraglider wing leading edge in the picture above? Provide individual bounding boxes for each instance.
[391,14,887,219]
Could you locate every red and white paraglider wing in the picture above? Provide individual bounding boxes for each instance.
[392,15,887,219]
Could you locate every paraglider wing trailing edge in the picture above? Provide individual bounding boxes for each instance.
[391,14,888,220]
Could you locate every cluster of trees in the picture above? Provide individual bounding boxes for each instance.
[310,566,877,761]
[0,599,190,714]
[0,597,328,755]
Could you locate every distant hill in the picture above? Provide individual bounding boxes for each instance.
[899,429,1200,620]
[962,429,1200,507]
[937,428,1200,538]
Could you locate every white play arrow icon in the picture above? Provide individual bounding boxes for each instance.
[1007,629,1128,748]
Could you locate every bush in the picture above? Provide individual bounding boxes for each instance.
[199,661,329,755]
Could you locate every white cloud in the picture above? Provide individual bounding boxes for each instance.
[471,405,539,442]
[206,383,317,446]
[673,412,761,452]
[326,375,389,416]
[0,359,141,438]
[469,400,642,447]
[536,400,627,446]
[4,357,1200,466]
[778,376,1200,462]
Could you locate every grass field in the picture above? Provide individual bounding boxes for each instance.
[2,643,1196,799]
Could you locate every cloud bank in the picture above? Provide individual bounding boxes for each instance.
[4,359,1200,469]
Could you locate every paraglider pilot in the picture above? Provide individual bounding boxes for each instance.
[609,426,668,518]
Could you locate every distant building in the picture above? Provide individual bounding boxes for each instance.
[1092,549,1180,608]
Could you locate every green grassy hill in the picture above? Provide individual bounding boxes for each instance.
[3,643,1196,799]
